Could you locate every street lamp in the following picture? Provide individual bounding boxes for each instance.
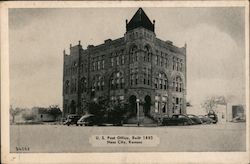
[136,98,140,126]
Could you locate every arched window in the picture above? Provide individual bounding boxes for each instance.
[130,45,138,63]
[65,80,69,94]
[173,76,183,92]
[154,72,168,90]
[144,45,152,62]
[92,75,104,91]
[110,72,124,90]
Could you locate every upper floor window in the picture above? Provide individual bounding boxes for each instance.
[130,45,138,63]
[65,80,69,94]
[92,75,104,91]
[111,57,114,67]
[110,72,124,90]
[121,55,125,65]
[173,76,183,92]
[155,72,168,90]
[144,45,152,62]
[130,68,138,86]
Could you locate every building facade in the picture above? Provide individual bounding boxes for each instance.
[63,8,187,120]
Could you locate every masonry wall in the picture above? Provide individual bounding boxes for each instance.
[63,28,186,119]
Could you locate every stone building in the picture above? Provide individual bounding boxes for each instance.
[63,8,187,121]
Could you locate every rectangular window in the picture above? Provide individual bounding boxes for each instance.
[135,74,138,85]
[116,56,119,65]
[160,57,163,66]
[155,78,158,89]
[160,79,163,89]
[121,55,125,65]
[111,58,114,67]
[92,62,95,71]
[135,53,138,61]
[121,78,124,89]
[143,73,146,84]
[97,61,100,70]
[164,80,167,90]
[173,57,175,70]
[165,58,168,68]
[101,60,104,69]
[111,79,114,89]
[130,74,134,85]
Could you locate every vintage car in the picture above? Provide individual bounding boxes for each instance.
[206,112,218,124]
[162,114,194,126]
[76,114,99,126]
[198,115,216,124]
[187,114,203,125]
[63,114,81,126]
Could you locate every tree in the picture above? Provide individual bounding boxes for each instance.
[10,106,24,123]
[201,96,227,113]
[48,105,62,119]
[107,100,129,124]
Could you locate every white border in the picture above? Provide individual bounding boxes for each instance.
[1,1,249,163]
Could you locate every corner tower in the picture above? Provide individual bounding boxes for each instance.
[126,8,155,32]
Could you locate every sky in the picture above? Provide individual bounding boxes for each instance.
[9,7,246,108]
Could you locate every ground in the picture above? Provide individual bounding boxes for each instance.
[10,122,246,153]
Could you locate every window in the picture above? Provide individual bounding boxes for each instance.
[116,56,119,65]
[101,81,104,91]
[173,76,183,92]
[121,55,125,65]
[121,78,124,89]
[165,58,168,68]
[65,80,69,94]
[135,73,138,85]
[97,60,101,70]
[110,71,124,90]
[130,46,137,63]
[160,79,163,89]
[156,55,159,65]
[155,72,168,90]
[155,78,158,89]
[102,59,105,69]
[164,80,167,90]
[111,58,114,67]
[143,73,146,84]
[92,61,96,71]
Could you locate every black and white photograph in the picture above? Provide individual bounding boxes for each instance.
[1,1,249,164]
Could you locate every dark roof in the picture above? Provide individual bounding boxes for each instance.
[126,8,155,32]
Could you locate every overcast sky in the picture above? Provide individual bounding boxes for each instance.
[9,7,246,108]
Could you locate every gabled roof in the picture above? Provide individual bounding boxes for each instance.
[126,8,155,32]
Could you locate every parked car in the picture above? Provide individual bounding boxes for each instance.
[198,115,215,124]
[206,112,218,124]
[63,114,81,126]
[162,114,194,126]
[77,114,99,126]
[232,116,246,123]
[187,114,202,125]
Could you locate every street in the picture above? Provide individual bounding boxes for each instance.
[10,122,246,153]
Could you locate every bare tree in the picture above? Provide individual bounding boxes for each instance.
[201,96,227,113]
[10,105,24,123]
